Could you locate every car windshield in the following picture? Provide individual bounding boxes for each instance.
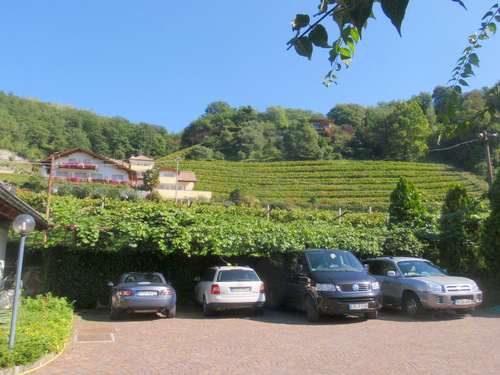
[217,269,259,282]
[397,261,446,277]
[307,251,364,272]
[123,273,164,283]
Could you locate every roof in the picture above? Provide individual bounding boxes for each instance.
[0,182,49,231]
[178,171,197,182]
[158,168,197,182]
[129,155,155,161]
[38,147,137,176]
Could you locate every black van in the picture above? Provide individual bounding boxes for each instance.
[264,249,382,322]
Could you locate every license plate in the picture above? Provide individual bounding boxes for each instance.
[230,287,251,293]
[349,303,369,310]
[454,299,472,305]
[136,291,157,297]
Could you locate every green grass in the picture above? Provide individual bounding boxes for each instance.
[155,159,489,210]
[0,293,74,370]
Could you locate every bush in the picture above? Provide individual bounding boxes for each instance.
[0,293,74,369]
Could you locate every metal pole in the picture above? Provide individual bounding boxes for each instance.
[175,158,179,203]
[9,235,26,349]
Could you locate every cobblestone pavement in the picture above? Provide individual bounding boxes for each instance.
[29,305,500,375]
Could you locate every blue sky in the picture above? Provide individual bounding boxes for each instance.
[1,1,499,134]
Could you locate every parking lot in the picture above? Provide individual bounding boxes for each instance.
[26,305,500,375]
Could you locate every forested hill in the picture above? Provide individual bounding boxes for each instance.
[0,91,181,161]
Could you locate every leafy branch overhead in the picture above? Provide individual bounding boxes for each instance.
[288,0,412,86]
[288,1,483,87]
[444,3,500,133]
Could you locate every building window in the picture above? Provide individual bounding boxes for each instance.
[92,174,103,179]
[75,173,87,179]
[112,175,123,180]
[56,172,69,178]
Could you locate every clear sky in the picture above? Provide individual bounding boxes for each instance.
[1,1,499,134]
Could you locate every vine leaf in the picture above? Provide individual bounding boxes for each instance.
[310,24,330,47]
[348,0,374,34]
[380,0,409,36]
[294,37,313,59]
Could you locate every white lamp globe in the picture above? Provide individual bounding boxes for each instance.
[12,214,35,235]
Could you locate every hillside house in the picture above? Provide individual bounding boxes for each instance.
[156,168,212,201]
[129,155,155,185]
[38,147,137,184]
[309,119,335,137]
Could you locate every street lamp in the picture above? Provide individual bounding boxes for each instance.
[9,214,35,349]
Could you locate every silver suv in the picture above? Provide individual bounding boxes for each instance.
[362,257,482,318]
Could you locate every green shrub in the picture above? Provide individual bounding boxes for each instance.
[0,293,74,369]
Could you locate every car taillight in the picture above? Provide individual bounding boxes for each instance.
[259,283,265,294]
[118,290,132,296]
[211,284,220,294]
[161,289,173,296]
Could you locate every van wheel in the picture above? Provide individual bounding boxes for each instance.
[203,296,214,317]
[364,311,378,319]
[403,293,425,318]
[306,295,319,322]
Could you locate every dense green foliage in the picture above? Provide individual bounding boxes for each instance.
[0,293,73,369]
[479,170,500,279]
[0,91,180,161]
[439,183,481,274]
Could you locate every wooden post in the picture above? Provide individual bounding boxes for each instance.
[339,208,342,224]
[43,153,56,244]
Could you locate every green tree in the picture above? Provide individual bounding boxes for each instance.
[384,100,431,160]
[388,176,428,228]
[439,183,480,274]
[143,168,160,192]
[283,120,321,160]
[478,171,500,280]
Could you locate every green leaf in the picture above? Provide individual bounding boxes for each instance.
[350,26,360,43]
[294,36,313,60]
[380,0,409,36]
[291,14,310,31]
[488,22,497,34]
[310,24,330,48]
[458,79,469,86]
[348,0,374,33]
[469,53,480,67]
[333,3,353,32]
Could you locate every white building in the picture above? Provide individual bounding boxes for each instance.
[39,147,137,184]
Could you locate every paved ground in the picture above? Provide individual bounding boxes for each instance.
[27,305,500,375]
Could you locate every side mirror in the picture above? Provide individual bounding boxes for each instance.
[193,276,201,282]
[386,271,397,277]
[295,264,304,274]
[107,281,114,287]
[364,264,369,272]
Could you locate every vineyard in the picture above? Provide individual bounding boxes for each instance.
[156,159,489,211]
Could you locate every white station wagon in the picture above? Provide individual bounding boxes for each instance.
[195,266,266,316]
[362,256,483,318]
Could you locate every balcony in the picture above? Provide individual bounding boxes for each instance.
[57,162,100,171]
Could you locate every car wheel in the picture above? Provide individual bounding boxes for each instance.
[110,306,121,320]
[403,293,425,318]
[254,307,264,316]
[266,290,281,311]
[364,311,378,319]
[203,296,214,317]
[167,305,176,318]
[306,295,319,322]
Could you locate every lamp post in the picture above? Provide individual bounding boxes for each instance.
[9,214,35,349]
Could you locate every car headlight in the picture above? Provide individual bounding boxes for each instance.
[427,283,443,293]
[470,281,479,291]
[371,281,380,290]
[316,283,336,292]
